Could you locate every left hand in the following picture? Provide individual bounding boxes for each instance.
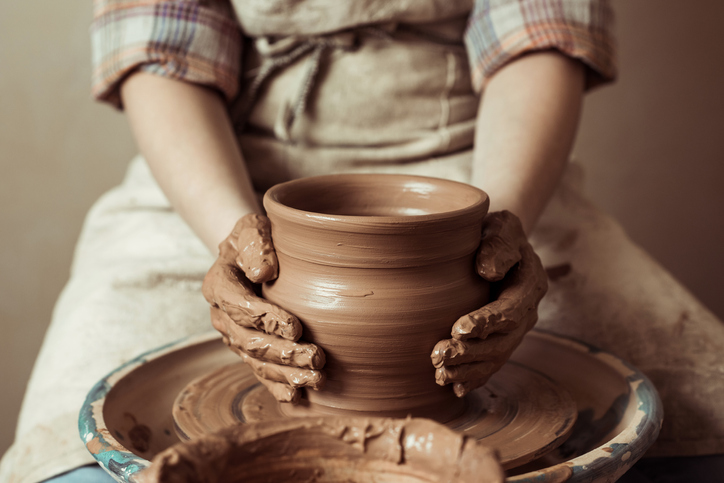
[431,211,548,397]
[202,214,326,404]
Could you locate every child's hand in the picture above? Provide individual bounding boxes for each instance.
[431,211,548,396]
[202,214,326,404]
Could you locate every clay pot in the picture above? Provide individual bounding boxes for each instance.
[262,174,490,419]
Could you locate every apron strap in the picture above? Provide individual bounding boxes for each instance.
[233,27,394,140]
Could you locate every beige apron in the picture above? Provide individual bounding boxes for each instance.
[2,3,723,482]
[236,14,478,192]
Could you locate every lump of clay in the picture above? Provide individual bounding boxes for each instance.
[136,417,504,483]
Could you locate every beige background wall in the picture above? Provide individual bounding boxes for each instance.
[1,0,722,461]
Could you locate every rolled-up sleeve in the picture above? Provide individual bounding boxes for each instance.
[464,0,617,92]
[91,0,242,109]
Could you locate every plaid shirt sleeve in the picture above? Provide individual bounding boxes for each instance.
[91,0,242,109]
[464,0,617,92]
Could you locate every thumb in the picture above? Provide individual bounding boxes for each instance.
[234,214,279,284]
[476,211,525,282]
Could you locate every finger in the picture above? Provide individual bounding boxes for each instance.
[453,244,547,340]
[453,379,496,398]
[211,308,325,369]
[430,332,521,368]
[451,305,518,342]
[256,378,301,404]
[476,211,525,282]
[238,350,325,390]
[202,256,235,307]
[234,214,279,284]
[222,297,303,341]
[435,360,503,386]
[204,261,303,340]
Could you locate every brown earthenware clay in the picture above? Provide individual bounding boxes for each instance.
[138,417,505,483]
[172,359,578,469]
[262,174,490,419]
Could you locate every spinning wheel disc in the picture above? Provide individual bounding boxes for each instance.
[173,360,576,470]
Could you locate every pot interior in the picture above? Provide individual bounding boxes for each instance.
[267,175,487,217]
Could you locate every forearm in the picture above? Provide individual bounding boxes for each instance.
[472,50,585,235]
[121,73,260,253]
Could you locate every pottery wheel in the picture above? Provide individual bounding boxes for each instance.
[172,360,576,470]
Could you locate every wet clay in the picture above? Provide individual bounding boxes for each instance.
[431,212,548,397]
[172,358,577,469]
[260,174,490,416]
[90,331,660,483]
[203,214,326,403]
[137,417,505,483]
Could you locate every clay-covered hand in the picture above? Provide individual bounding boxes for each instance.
[202,214,325,404]
[431,211,548,397]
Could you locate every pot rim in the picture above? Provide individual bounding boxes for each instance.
[263,173,490,227]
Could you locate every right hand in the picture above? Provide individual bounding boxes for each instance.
[202,214,325,404]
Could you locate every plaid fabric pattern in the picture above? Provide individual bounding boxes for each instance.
[465,0,617,92]
[91,0,242,108]
[91,0,616,107]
